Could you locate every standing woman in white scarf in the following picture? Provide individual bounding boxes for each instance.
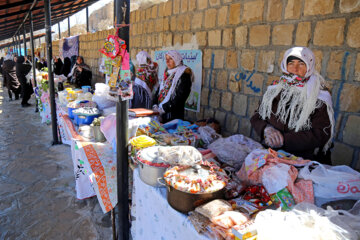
[251,47,334,164]
[153,50,193,123]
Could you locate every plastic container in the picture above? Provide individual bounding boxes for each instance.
[74,114,100,125]
[68,107,76,119]
[92,125,106,142]
[82,86,91,93]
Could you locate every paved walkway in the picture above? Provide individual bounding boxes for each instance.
[0,80,112,240]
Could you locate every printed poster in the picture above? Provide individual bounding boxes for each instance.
[154,50,202,112]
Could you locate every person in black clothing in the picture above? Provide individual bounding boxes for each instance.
[16,56,33,107]
[53,57,63,75]
[61,57,72,80]
[153,50,193,123]
[71,56,92,88]
[2,54,21,101]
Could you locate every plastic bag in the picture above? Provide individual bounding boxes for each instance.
[254,202,360,240]
[92,83,117,110]
[198,126,221,146]
[261,163,291,194]
[158,146,202,166]
[208,134,263,170]
[298,162,360,204]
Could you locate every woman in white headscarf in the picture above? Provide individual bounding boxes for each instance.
[130,51,159,109]
[153,50,193,123]
[251,47,334,164]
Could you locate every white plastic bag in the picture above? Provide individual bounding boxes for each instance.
[208,134,263,170]
[92,83,117,110]
[255,202,360,240]
[158,146,202,166]
[298,162,360,203]
[262,163,290,194]
[198,126,221,146]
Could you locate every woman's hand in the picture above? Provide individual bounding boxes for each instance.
[264,125,284,148]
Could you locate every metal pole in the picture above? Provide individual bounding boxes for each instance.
[86,6,89,32]
[29,11,39,113]
[13,37,16,54]
[115,0,130,240]
[18,34,21,56]
[23,25,27,56]
[58,22,61,39]
[68,17,70,37]
[44,0,59,145]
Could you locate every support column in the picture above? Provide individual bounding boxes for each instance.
[68,17,70,37]
[23,25,27,56]
[18,34,21,56]
[29,11,38,112]
[115,0,130,240]
[86,6,89,32]
[58,22,61,39]
[44,0,59,145]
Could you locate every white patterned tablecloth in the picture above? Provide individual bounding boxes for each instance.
[131,168,209,240]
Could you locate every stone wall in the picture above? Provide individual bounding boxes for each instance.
[50,0,360,169]
[128,0,360,169]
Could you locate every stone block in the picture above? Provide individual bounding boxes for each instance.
[267,0,282,21]
[347,17,360,48]
[285,0,301,19]
[203,49,212,68]
[147,35,152,47]
[215,111,227,126]
[151,5,158,19]
[229,71,241,93]
[226,51,238,69]
[164,1,172,16]
[198,0,208,9]
[239,118,252,136]
[314,18,346,46]
[136,10,141,22]
[174,34,183,45]
[141,9,146,20]
[210,90,221,108]
[196,107,205,120]
[152,34,157,47]
[235,26,248,48]
[340,0,360,13]
[176,15,184,31]
[272,24,295,45]
[130,12,136,23]
[181,0,188,13]
[170,16,177,31]
[189,0,196,11]
[244,73,263,96]
[148,20,155,33]
[247,96,261,117]
[183,33,193,43]
[295,22,311,46]
[209,30,222,46]
[163,17,170,31]
[233,94,247,116]
[195,31,207,46]
[240,49,256,71]
[157,33,164,47]
[146,7,152,20]
[249,25,270,46]
[210,0,221,6]
[155,18,164,32]
[226,114,239,133]
[221,92,233,111]
[355,53,360,81]
[201,88,209,106]
[191,12,203,30]
[158,3,165,17]
[331,142,354,165]
[218,6,228,27]
[304,0,335,16]
[229,3,241,25]
[205,9,217,28]
[183,14,191,31]
[214,50,225,69]
[327,51,351,80]
[222,28,234,47]
[204,108,215,119]
[164,33,173,46]
[223,0,233,3]
[242,0,264,23]
[173,0,180,14]
[258,51,275,73]
[216,70,228,90]
[340,83,360,112]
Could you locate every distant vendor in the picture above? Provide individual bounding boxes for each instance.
[153,50,193,123]
[250,47,334,164]
[70,56,92,88]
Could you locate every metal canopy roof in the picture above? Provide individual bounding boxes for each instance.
[0,0,97,42]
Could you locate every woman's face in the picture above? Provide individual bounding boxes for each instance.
[165,55,176,69]
[287,59,307,77]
